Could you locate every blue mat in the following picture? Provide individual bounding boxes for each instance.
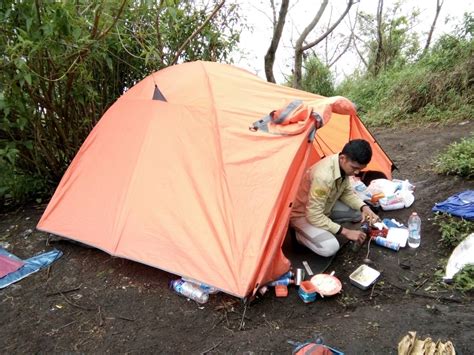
[0,248,63,289]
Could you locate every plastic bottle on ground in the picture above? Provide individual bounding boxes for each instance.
[169,279,209,304]
[268,277,294,286]
[181,277,219,294]
[407,212,421,248]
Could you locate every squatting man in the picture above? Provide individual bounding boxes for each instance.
[290,139,380,257]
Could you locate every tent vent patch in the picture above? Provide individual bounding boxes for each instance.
[153,85,167,101]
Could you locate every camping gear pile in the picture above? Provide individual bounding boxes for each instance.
[351,178,415,211]
[36,61,394,299]
[258,268,343,303]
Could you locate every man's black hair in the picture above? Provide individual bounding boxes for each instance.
[341,139,372,165]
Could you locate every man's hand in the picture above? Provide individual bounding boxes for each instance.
[341,227,366,245]
[361,205,380,225]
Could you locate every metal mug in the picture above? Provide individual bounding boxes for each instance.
[295,268,305,286]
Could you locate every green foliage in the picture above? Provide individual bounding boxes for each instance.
[433,213,473,292]
[453,264,474,292]
[338,12,474,127]
[300,56,335,96]
[0,0,242,205]
[0,162,48,207]
[357,3,420,76]
[433,136,474,178]
[286,55,335,96]
[433,213,474,249]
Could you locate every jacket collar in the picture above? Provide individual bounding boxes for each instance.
[330,153,343,180]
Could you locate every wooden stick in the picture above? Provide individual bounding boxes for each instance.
[170,0,226,65]
[239,302,248,330]
[199,340,223,355]
[47,286,81,297]
[387,281,462,303]
[60,293,95,311]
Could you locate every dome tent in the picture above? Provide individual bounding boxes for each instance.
[37,61,393,298]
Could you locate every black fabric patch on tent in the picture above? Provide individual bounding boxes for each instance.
[153,85,167,101]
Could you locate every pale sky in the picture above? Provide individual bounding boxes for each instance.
[233,0,474,84]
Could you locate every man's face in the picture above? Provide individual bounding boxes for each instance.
[339,154,366,176]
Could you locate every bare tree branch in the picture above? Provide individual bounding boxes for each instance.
[264,0,290,83]
[155,0,165,60]
[293,0,355,88]
[293,0,328,88]
[353,38,368,68]
[329,34,353,68]
[270,0,277,26]
[328,8,359,68]
[323,5,334,66]
[423,0,444,55]
[302,0,355,51]
[170,0,225,65]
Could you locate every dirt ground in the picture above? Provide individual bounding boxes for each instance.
[1,121,473,354]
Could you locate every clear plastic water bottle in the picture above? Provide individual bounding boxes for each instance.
[181,277,219,294]
[407,212,421,248]
[169,279,209,304]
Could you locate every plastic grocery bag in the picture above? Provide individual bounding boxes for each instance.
[367,178,415,211]
[349,177,372,201]
[444,233,474,282]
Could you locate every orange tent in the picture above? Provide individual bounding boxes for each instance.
[37,61,393,298]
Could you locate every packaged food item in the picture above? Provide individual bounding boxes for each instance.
[349,265,380,290]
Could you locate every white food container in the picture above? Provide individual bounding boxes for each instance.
[349,265,381,290]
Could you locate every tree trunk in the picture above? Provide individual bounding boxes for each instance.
[293,0,328,88]
[293,0,354,88]
[264,0,290,83]
[373,0,384,76]
[423,0,443,55]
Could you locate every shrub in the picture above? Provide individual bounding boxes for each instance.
[433,136,474,178]
[0,163,49,208]
[337,15,474,127]
[453,265,474,292]
[433,212,474,249]
[300,56,335,97]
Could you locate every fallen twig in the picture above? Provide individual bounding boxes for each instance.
[414,277,430,291]
[60,293,96,311]
[199,340,223,355]
[56,320,78,331]
[206,315,224,333]
[97,305,104,327]
[387,281,462,303]
[47,286,81,297]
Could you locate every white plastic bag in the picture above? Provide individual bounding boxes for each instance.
[350,177,372,200]
[370,178,415,210]
[444,233,474,282]
[367,179,398,196]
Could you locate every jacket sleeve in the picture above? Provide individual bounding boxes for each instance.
[339,178,366,211]
[305,175,342,235]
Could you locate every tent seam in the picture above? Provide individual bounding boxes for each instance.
[199,61,240,292]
